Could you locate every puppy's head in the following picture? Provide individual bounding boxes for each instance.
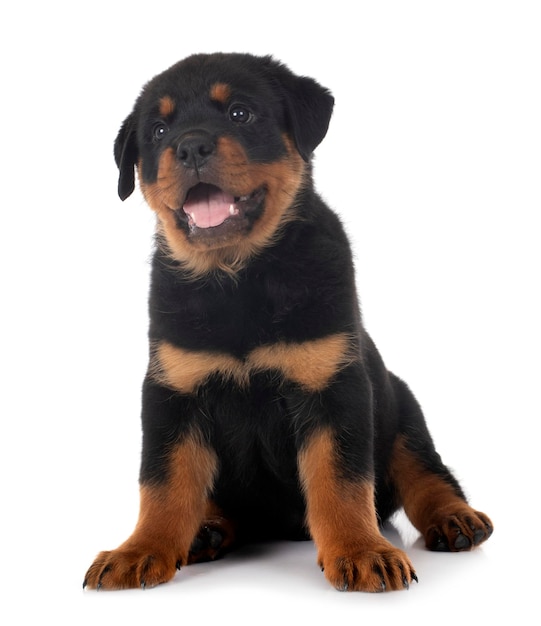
[115,53,334,276]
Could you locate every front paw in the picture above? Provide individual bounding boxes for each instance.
[319,543,417,592]
[425,507,493,552]
[83,547,179,590]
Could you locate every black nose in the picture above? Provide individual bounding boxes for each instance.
[176,131,216,170]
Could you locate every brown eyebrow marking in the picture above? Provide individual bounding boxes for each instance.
[209,82,231,104]
[159,96,175,117]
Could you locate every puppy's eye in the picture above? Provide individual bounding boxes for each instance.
[229,104,253,124]
[153,122,169,141]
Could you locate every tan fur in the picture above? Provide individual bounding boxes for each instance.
[159,96,175,117]
[249,334,357,392]
[83,432,217,589]
[209,82,231,103]
[150,333,357,394]
[151,341,246,393]
[298,428,415,591]
[389,435,465,532]
[139,136,306,278]
[388,435,493,550]
[298,428,381,547]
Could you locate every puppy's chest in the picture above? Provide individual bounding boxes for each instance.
[152,270,312,352]
[149,272,355,395]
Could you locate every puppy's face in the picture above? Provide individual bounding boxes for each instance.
[115,53,334,276]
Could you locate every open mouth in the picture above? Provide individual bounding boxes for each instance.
[180,183,265,231]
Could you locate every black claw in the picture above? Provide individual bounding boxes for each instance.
[403,577,409,590]
[176,560,182,570]
[433,536,450,552]
[208,530,223,549]
[411,572,419,584]
[473,529,485,545]
[190,525,225,557]
[82,579,88,590]
[97,564,110,590]
[189,536,205,554]
[454,533,471,550]
[141,580,146,590]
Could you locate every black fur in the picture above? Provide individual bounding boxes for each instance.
[84,53,492,592]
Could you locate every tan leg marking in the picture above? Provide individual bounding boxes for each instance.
[389,436,493,551]
[298,428,416,591]
[83,433,217,589]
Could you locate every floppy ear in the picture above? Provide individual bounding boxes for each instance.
[114,112,138,201]
[269,61,334,161]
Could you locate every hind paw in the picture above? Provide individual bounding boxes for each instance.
[188,516,236,564]
[425,506,493,552]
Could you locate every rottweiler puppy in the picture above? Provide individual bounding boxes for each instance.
[83,52,493,592]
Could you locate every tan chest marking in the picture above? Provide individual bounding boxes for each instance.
[150,333,357,394]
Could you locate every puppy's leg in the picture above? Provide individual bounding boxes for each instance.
[299,427,417,592]
[389,375,493,552]
[84,381,218,590]
[389,436,493,551]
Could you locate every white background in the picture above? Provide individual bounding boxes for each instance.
[1,1,539,623]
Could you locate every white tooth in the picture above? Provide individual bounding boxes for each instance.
[229,204,236,215]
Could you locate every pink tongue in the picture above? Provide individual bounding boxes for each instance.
[183,185,235,229]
